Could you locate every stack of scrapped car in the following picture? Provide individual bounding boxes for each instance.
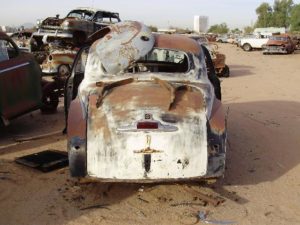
[30,7,121,77]
[189,35,230,78]
[262,34,295,55]
[65,21,228,182]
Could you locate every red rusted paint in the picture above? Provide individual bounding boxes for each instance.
[209,99,226,134]
[154,34,201,55]
[67,98,87,140]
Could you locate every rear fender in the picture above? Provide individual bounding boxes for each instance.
[67,98,87,177]
[206,98,227,178]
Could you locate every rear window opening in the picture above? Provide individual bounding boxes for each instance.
[127,48,189,73]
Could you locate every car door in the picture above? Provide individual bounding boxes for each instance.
[0,36,42,122]
[64,45,90,121]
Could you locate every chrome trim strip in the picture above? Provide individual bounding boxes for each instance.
[0,62,30,74]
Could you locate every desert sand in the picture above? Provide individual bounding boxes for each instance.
[0,43,300,225]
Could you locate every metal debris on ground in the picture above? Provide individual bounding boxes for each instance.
[80,204,111,211]
[170,202,206,207]
[14,130,62,142]
[15,150,68,172]
[184,186,225,207]
[198,211,236,225]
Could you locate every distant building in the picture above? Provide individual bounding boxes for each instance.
[194,16,208,33]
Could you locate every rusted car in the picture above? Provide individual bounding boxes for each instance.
[10,29,34,52]
[190,35,230,77]
[31,7,121,49]
[0,32,58,126]
[41,49,77,77]
[65,21,227,182]
[262,34,295,54]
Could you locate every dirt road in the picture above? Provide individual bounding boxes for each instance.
[1,44,300,225]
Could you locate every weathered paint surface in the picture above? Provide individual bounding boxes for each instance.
[86,82,208,179]
[41,49,77,74]
[0,32,42,121]
[67,21,227,181]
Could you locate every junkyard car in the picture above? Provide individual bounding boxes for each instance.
[240,34,269,51]
[10,29,34,52]
[66,21,227,182]
[262,34,295,54]
[31,7,121,49]
[41,49,77,76]
[216,35,228,43]
[0,32,49,125]
[190,35,230,77]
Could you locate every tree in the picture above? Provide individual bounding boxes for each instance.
[244,26,254,34]
[208,23,229,34]
[168,26,193,34]
[291,4,300,31]
[148,25,158,32]
[273,0,294,27]
[255,2,273,27]
[231,28,242,34]
[255,0,294,28]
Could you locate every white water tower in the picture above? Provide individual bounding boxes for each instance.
[194,16,208,33]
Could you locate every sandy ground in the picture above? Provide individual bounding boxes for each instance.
[1,44,300,225]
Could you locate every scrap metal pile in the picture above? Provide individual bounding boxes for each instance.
[30,7,121,77]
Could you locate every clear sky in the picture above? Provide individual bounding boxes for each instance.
[1,0,300,29]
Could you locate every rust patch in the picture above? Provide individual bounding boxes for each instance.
[91,81,205,121]
[67,98,87,140]
[154,34,201,55]
[209,99,225,134]
[88,95,112,142]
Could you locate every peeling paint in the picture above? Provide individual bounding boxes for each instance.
[67,21,227,182]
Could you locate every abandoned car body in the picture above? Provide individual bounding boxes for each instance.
[10,30,34,52]
[41,49,77,76]
[32,7,121,49]
[190,35,230,78]
[0,32,54,126]
[30,7,121,86]
[66,21,227,182]
[263,34,295,54]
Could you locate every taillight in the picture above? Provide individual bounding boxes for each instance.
[137,121,158,129]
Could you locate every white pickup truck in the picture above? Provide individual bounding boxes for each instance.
[240,35,269,51]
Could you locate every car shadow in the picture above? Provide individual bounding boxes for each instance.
[228,64,254,77]
[0,105,65,155]
[222,100,300,186]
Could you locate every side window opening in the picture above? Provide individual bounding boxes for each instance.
[72,47,89,98]
[0,40,9,62]
[0,40,18,62]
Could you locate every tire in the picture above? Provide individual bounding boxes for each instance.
[218,40,223,43]
[40,82,59,114]
[58,64,70,77]
[222,65,230,78]
[243,43,252,51]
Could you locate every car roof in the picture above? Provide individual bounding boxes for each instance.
[154,34,201,55]
[74,7,119,14]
